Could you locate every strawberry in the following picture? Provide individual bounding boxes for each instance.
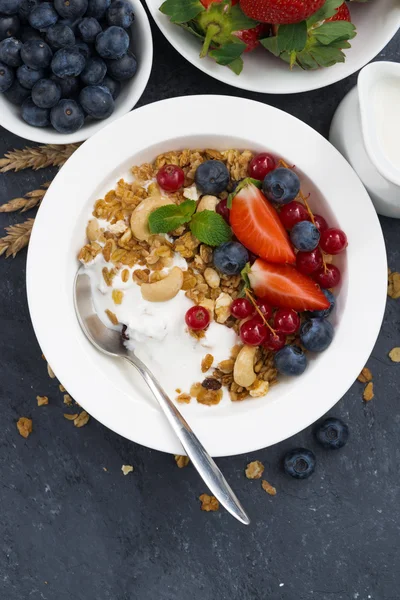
[326,2,351,21]
[230,180,296,264]
[233,22,271,52]
[249,259,330,311]
[239,0,325,24]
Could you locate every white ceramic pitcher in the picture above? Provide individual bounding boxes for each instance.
[330,61,400,219]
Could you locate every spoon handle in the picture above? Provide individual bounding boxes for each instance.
[124,355,250,526]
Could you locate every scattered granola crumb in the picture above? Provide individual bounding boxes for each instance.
[36,395,48,406]
[17,417,32,438]
[261,479,277,496]
[357,367,373,383]
[105,309,118,325]
[176,393,191,404]
[175,455,190,468]
[363,382,374,402]
[47,363,55,379]
[63,394,73,405]
[388,269,400,299]
[175,388,181,394]
[103,467,108,472]
[389,347,400,362]
[64,413,78,420]
[74,411,90,428]
[121,464,134,476]
[201,353,214,373]
[199,493,219,512]
[59,384,66,393]
[245,460,265,480]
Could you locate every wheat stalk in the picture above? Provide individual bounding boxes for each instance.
[0,144,79,173]
[0,218,35,258]
[0,182,51,213]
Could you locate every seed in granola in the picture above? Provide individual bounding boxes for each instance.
[121,268,130,283]
[261,479,277,496]
[201,354,214,373]
[201,377,222,391]
[204,267,220,289]
[199,493,219,512]
[245,460,265,480]
[17,417,32,438]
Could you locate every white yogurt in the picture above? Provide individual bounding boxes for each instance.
[373,77,400,171]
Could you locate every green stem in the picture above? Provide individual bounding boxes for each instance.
[200,23,220,58]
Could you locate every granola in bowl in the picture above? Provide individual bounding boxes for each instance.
[78,148,346,407]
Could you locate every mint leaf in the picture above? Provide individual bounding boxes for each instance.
[159,0,204,24]
[277,22,307,53]
[190,210,232,246]
[209,40,247,66]
[312,22,356,45]
[228,56,244,75]
[307,0,344,25]
[148,201,196,233]
[179,200,197,219]
[227,177,262,208]
[230,3,259,31]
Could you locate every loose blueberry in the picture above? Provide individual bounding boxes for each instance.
[79,84,113,118]
[50,98,84,132]
[32,77,61,108]
[77,17,101,42]
[0,60,14,91]
[58,17,82,33]
[106,0,134,28]
[194,159,230,195]
[86,0,110,19]
[274,345,307,376]
[20,24,41,42]
[315,418,349,450]
[18,0,39,22]
[46,23,75,49]
[100,73,120,98]
[80,55,106,85]
[263,167,300,204]
[21,39,52,68]
[283,448,316,479]
[0,36,22,66]
[4,77,29,103]
[213,241,248,276]
[21,96,50,126]
[28,2,58,30]
[95,25,129,59]
[51,45,85,78]
[290,220,320,252]
[0,0,21,16]
[75,39,91,58]
[54,0,88,20]
[300,318,334,352]
[308,289,335,319]
[51,73,79,97]
[17,63,45,88]
[105,49,136,80]
[0,15,20,40]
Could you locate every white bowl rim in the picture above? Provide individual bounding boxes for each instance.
[27,95,387,457]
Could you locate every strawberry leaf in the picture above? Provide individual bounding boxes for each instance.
[261,35,279,57]
[312,22,356,45]
[227,177,262,208]
[148,201,196,233]
[277,21,307,53]
[209,39,246,66]
[307,0,345,26]
[230,3,260,31]
[159,0,204,24]
[179,21,205,40]
[228,57,244,75]
[190,210,232,246]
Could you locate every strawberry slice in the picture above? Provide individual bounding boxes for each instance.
[230,181,295,264]
[249,259,330,311]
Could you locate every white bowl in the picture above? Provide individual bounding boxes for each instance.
[145,0,400,94]
[27,95,387,457]
[0,0,153,144]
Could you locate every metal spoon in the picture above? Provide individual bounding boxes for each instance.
[73,270,250,526]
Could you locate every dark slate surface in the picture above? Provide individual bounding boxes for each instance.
[1,9,399,600]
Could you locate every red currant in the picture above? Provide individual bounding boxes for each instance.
[216,198,230,223]
[273,308,300,334]
[185,306,210,330]
[240,317,268,346]
[231,297,255,319]
[263,329,286,351]
[248,152,276,181]
[156,164,185,192]
[279,201,309,230]
[256,299,273,320]
[296,247,323,275]
[313,214,328,233]
[314,264,341,289]
[320,228,348,255]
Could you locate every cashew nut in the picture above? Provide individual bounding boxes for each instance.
[130,196,174,241]
[233,345,257,388]
[141,267,183,302]
[196,195,219,213]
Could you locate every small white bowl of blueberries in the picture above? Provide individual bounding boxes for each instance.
[0,0,153,142]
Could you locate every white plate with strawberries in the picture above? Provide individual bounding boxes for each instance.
[145,0,400,94]
[27,95,387,456]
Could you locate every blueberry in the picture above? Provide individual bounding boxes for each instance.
[4,77,29,103]
[18,0,39,22]
[274,345,307,376]
[86,0,110,19]
[80,55,106,85]
[263,167,300,204]
[315,418,349,450]
[51,45,85,78]
[28,2,58,30]
[75,39,91,58]
[32,78,61,108]
[283,448,316,479]
[79,84,113,118]
[51,73,79,97]
[21,96,50,126]
[0,37,22,66]
[194,159,230,195]
[106,0,134,28]
[54,0,88,19]
[58,17,82,33]
[308,289,335,319]
[20,24,41,42]
[0,0,21,15]
[290,221,320,252]
[106,49,136,80]
[0,61,14,92]
[46,23,75,49]
[77,17,101,43]
[17,63,44,88]
[95,25,128,59]
[21,39,52,68]
[300,318,333,353]
[0,15,20,40]
[100,73,120,98]
[50,98,84,132]
[213,241,248,276]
